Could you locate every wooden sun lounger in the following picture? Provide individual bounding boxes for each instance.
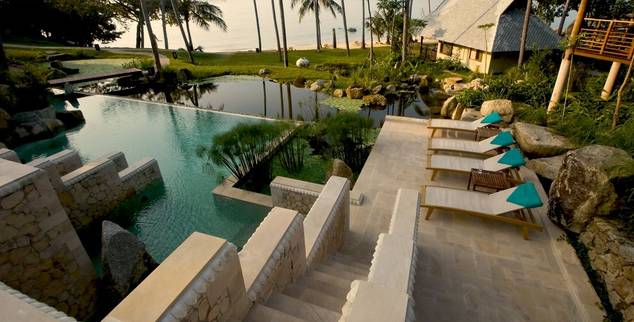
[428,134,511,157]
[426,153,519,181]
[428,117,494,137]
[420,185,543,240]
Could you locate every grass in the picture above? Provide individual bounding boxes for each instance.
[5,47,142,64]
[163,47,392,82]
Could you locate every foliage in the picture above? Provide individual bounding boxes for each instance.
[534,0,634,23]
[322,97,363,112]
[0,0,122,46]
[0,65,50,114]
[311,112,373,171]
[122,57,156,70]
[278,137,308,173]
[291,0,342,21]
[196,121,292,180]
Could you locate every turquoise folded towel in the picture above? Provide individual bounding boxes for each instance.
[480,112,502,124]
[490,131,515,147]
[507,182,543,208]
[497,148,525,167]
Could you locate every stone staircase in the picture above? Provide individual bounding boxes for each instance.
[245,252,370,322]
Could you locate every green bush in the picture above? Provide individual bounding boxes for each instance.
[122,57,155,71]
[0,64,50,113]
[314,112,373,171]
[278,137,308,173]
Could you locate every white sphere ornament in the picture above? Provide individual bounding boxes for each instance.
[296,57,310,68]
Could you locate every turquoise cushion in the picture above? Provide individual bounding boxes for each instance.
[490,131,515,147]
[507,182,543,208]
[498,148,525,167]
[480,112,502,124]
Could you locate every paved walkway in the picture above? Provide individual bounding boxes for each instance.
[343,116,604,322]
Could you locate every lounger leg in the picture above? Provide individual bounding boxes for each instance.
[431,129,436,137]
[425,208,434,220]
[522,227,530,240]
[431,170,437,181]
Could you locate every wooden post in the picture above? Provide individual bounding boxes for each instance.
[547,0,588,112]
[601,62,621,100]
[279,0,289,67]
[139,0,162,78]
[402,0,410,63]
[333,28,337,48]
[419,36,424,57]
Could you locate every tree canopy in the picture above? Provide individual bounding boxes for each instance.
[534,0,634,24]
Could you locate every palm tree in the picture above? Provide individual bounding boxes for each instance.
[427,0,430,15]
[291,0,342,51]
[160,0,169,49]
[175,0,227,51]
[366,0,373,61]
[518,0,531,66]
[169,0,194,63]
[279,0,289,66]
[402,0,409,62]
[271,0,282,60]
[341,0,350,56]
[477,23,494,75]
[139,0,162,78]
[556,0,571,36]
[361,0,366,49]
[253,0,262,52]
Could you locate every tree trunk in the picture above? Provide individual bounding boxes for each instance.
[518,0,531,66]
[271,0,282,61]
[367,0,373,61]
[612,54,634,129]
[402,0,409,63]
[361,0,366,49]
[0,33,8,77]
[253,0,262,52]
[160,0,169,49]
[169,0,194,63]
[140,21,145,48]
[315,0,321,51]
[136,21,142,48]
[557,0,571,36]
[185,18,194,50]
[427,0,431,15]
[341,0,350,56]
[140,0,162,78]
[279,0,289,66]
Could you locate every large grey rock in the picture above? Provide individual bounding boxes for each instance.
[346,86,364,99]
[362,94,387,107]
[441,76,463,90]
[333,89,345,98]
[296,57,310,68]
[327,159,354,187]
[451,104,465,120]
[56,110,85,128]
[101,221,157,299]
[440,96,458,118]
[481,99,514,123]
[12,106,55,123]
[512,122,576,158]
[0,108,11,131]
[526,154,565,181]
[460,108,482,122]
[310,79,326,91]
[548,145,634,233]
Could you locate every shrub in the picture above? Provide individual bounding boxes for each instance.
[122,57,155,71]
[315,112,373,171]
[278,137,308,173]
[0,64,50,113]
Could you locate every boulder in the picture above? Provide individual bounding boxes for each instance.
[43,118,64,133]
[293,76,307,88]
[101,221,157,299]
[440,96,458,118]
[441,76,463,89]
[526,154,565,181]
[327,159,354,186]
[362,94,387,107]
[460,108,482,122]
[14,121,50,139]
[512,122,576,158]
[333,89,345,98]
[481,99,514,123]
[425,88,450,108]
[310,79,326,91]
[13,106,56,123]
[451,104,465,120]
[296,57,310,68]
[371,85,383,95]
[55,110,86,129]
[548,145,634,233]
[258,68,271,76]
[0,108,11,131]
[346,86,364,99]
[385,84,398,92]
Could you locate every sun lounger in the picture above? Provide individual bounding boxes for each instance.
[428,112,502,137]
[421,182,544,239]
[427,148,525,180]
[428,131,515,156]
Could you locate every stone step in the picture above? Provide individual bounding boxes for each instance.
[297,274,350,298]
[330,253,371,271]
[283,283,346,313]
[317,261,368,280]
[306,269,355,291]
[265,292,341,322]
[245,303,310,322]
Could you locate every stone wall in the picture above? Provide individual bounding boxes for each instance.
[0,159,97,320]
[239,207,306,304]
[0,281,77,322]
[271,176,322,215]
[303,176,350,269]
[0,148,20,162]
[580,218,634,321]
[103,232,250,322]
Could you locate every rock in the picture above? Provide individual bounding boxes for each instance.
[440,96,458,118]
[327,159,353,185]
[425,88,450,108]
[310,79,326,91]
[362,94,387,107]
[418,75,431,94]
[408,74,422,85]
[43,119,64,134]
[296,57,310,68]
[548,145,634,233]
[47,68,68,80]
[333,89,345,98]
[451,104,465,120]
[512,122,576,158]
[385,84,397,92]
[55,110,85,129]
[460,108,482,122]
[526,155,565,181]
[371,85,383,95]
[0,142,5,149]
[258,68,271,76]
[346,86,364,99]
[468,78,486,90]
[101,221,157,300]
[441,76,463,89]
[0,108,11,131]
[293,76,307,88]
[13,106,56,123]
[481,99,514,123]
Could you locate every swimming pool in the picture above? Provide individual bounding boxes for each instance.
[15,95,270,262]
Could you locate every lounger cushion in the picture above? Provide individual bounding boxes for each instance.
[491,131,514,147]
[497,148,525,167]
[480,112,502,124]
[506,182,543,208]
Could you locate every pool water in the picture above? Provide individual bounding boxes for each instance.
[123,76,430,127]
[15,95,270,262]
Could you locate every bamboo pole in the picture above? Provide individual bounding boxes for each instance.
[612,54,634,129]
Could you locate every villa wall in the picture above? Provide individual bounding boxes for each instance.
[0,158,97,320]
[271,176,322,215]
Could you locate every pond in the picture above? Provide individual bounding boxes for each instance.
[15,95,270,262]
[79,76,430,127]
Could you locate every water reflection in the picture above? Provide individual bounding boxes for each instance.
[120,76,429,126]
